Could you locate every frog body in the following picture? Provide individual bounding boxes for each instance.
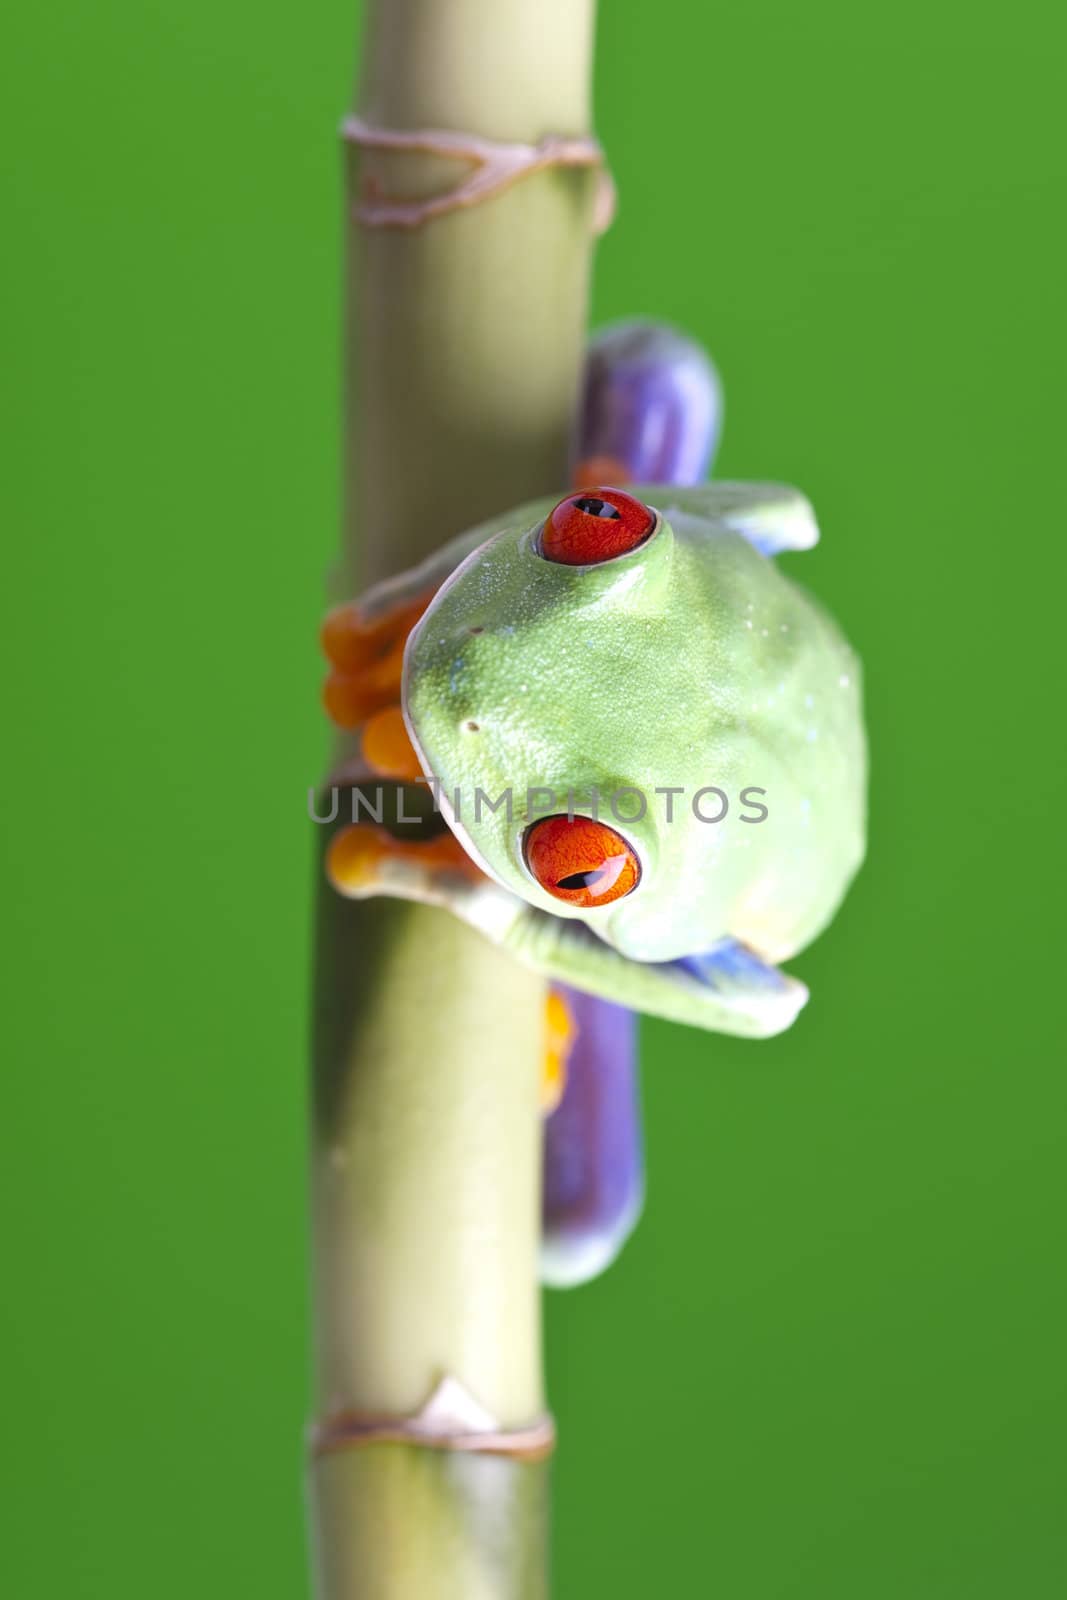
[321,322,867,1286]
[404,485,865,973]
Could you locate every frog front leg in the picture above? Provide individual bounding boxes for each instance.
[320,586,433,754]
[506,914,808,1040]
[326,832,805,1040]
[320,573,577,1112]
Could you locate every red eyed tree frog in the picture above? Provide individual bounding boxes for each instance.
[322,479,866,1041]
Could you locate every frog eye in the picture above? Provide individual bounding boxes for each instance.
[523,814,641,907]
[539,487,656,566]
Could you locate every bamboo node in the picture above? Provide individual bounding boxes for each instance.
[342,115,614,232]
[310,1374,556,1461]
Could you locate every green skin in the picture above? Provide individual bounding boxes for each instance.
[357,484,866,1037]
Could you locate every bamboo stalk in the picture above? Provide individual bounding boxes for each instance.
[309,3,599,1593]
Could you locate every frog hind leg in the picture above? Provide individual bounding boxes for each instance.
[541,985,644,1288]
[540,325,721,1288]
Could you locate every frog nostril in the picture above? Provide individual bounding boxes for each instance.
[464,720,480,733]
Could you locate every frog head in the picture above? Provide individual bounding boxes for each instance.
[403,487,712,962]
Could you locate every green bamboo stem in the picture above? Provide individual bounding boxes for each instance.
[309,2,599,1593]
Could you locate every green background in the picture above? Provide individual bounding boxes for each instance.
[3,0,1065,1594]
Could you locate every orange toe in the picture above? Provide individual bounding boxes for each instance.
[541,987,576,1114]
[322,636,410,729]
[322,671,392,730]
[572,455,633,489]
[320,592,435,672]
[326,823,482,898]
[361,704,424,781]
[320,604,373,673]
[321,592,435,730]
[325,823,390,893]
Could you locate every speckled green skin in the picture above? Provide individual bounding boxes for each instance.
[403,485,866,969]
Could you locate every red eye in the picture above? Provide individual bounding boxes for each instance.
[539,487,656,566]
[523,814,641,907]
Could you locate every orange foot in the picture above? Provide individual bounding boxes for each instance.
[326,822,483,899]
[320,592,433,733]
[320,589,437,781]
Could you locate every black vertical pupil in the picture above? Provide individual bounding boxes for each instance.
[573,496,620,520]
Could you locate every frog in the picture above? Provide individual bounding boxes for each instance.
[321,475,866,1041]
